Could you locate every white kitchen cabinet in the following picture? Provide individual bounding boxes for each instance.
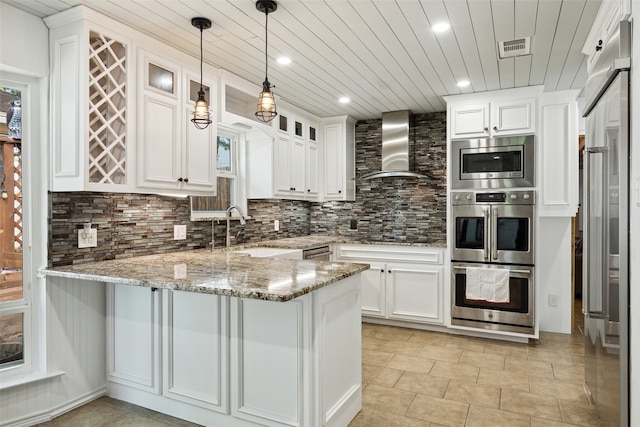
[248,104,322,201]
[334,245,445,325]
[162,290,228,413]
[322,116,356,201]
[46,7,135,193]
[107,284,161,394]
[136,50,217,195]
[538,90,580,217]
[449,98,535,139]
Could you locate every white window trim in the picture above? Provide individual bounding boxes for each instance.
[190,126,248,220]
[0,73,50,388]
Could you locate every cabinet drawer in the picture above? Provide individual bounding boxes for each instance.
[335,245,444,265]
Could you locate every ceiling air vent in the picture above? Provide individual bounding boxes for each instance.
[498,36,531,59]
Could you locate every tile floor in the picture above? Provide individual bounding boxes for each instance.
[37,302,599,427]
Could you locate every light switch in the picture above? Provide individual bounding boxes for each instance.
[78,224,97,248]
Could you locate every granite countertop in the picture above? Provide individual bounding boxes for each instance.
[224,235,447,251]
[41,249,369,302]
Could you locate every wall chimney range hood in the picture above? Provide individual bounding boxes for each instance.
[358,110,437,181]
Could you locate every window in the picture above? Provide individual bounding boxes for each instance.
[0,86,24,370]
[190,126,246,219]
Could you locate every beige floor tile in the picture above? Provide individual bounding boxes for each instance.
[500,388,562,422]
[477,367,530,392]
[528,347,575,365]
[558,398,604,426]
[362,348,395,367]
[362,383,416,416]
[465,404,530,427]
[355,409,431,427]
[552,363,585,383]
[417,345,463,362]
[362,363,382,385]
[529,376,590,404]
[405,393,469,427]
[372,325,414,342]
[407,330,449,346]
[429,360,479,381]
[379,339,426,356]
[459,351,505,370]
[483,341,527,358]
[444,335,487,353]
[394,371,450,397]
[347,410,370,427]
[387,354,435,374]
[370,366,404,387]
[362,335,388,350]
[571,353,585,367]
[531,417,582,427]
[505,356,554,379]
[444,379,501,408]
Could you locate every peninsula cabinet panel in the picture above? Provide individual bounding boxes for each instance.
[231,298,307,427]
[163,291,228,413]
[360,261,386,318]
[107,283,160,394]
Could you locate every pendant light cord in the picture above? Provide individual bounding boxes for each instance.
[264,11,269,81]
[199,25,204,91]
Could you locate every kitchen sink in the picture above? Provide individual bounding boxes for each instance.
[233,247,303,260]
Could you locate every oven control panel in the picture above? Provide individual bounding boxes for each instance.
[451,190,535,205]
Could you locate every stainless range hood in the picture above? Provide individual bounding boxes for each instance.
[358,110,436,181]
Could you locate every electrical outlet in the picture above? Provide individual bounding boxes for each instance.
[174,224,187,240]
[548,294,558,307]
[78,225,97,248]
[274,219,280,231]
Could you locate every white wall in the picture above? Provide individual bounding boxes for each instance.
[536,217,574,333]
[629,2,639,424]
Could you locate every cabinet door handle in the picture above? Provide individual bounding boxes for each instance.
[484,127,489,132]
[151,287,158,292]
[184,178,189,183]
[388,270,392,273]
[493,126,498,131]
[338,190,342,194]
[178,177,183,182]
[596,39,603,51]
[307,189,311,192]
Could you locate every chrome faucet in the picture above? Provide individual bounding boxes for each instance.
[226,205,246,247]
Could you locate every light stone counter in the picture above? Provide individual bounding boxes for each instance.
[41,249,369,302]
[225,235,447,251]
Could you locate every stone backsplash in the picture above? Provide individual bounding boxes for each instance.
[310,112,447,243]
[49,194,310,267]
[48,112,446,266]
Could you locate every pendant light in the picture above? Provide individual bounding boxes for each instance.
[191,17,212,129]
[255,0,278,123]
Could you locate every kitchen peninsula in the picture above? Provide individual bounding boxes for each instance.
[42,250,369,427]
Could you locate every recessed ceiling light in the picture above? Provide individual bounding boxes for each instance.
[277,56,291,65]
[457,80,470,88]
[339,96,350,104]
[432,22,450,33]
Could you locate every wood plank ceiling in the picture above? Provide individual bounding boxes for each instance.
[4,0,602,120]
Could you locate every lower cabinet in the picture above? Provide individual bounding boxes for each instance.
[335,245,445,325]
[106,275,362,427]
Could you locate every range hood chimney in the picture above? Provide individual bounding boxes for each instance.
[358,110,436,181]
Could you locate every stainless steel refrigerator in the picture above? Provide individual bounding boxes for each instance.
[582,20,630,427]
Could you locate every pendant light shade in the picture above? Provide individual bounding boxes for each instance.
[255,0,278,123]
[191,17,212,130]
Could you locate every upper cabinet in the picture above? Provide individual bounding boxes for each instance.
[136,50,217,195]
[538,90,580,217]
[448,97,536,139]
[46,7,136,193]
[322,116,356,201]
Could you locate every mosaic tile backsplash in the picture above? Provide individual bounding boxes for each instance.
[49,112,446,266]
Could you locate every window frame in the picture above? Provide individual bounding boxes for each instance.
[190,125,248,220]
[0,73,48,387]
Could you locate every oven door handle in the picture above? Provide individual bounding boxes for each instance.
[484,207,490,261]
[491,207,498,261]
[452,265,531,275]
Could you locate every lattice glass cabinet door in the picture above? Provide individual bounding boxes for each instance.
[88,31,127,185]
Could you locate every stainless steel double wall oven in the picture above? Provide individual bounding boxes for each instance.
[450,135,536,334]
